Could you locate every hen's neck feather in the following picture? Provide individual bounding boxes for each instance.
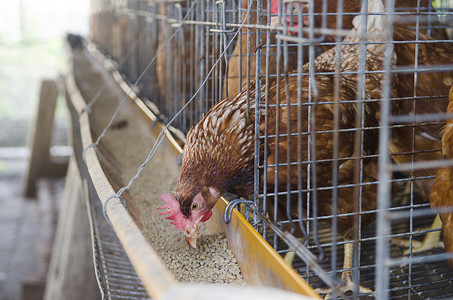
[176,89,256,203]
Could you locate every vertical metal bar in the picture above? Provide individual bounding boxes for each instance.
[181,2,186,129]
[189,3,195,129]
[167,3,173,124]
[273,0,283,251]
[197,0,206,122]
[376,1,395,299]
[283,2,296,235]
[221,0,229,98]
[331,0,344,291]
[188,0,193,130]
[195,0,201,125]
[352,0,369,295]
[175,2,180,128]
[254,0,263,235]
[261,0,272,238]
[233,0,243,99]
[306,0,323,260]
[246,0,252,121]
[295,0,308,245]
[220,0,226,101]
[405,0,422,291]
[209,0,215,108]
[151,1,159,104]
[177,2,184,129]
[213,0,220,103]
[303,0,312,261]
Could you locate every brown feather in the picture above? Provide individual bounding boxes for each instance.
[176,94,255,216]
[389,26,453,199]
[430,83,453,266]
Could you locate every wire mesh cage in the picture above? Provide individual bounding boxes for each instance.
[89,0,453,298]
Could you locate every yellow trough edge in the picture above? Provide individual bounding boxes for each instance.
[210,199,321,299]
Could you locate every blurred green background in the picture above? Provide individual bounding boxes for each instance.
[0,0,89,147]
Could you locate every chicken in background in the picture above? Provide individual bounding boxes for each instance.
[387,24,453,253]
[294,0,453,253]
[156,0,200,131]
[389,25,453,199]
[429,83,453,266]
[226,0,301,98]
[274,0,448,46]
[159,0,395,296]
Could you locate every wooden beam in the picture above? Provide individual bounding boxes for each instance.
[24,80,64,198]
[24,79,58,196]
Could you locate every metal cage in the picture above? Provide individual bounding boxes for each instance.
[89,0,453,298]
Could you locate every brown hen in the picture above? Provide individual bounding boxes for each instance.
[295,0,452,199]
[390,25,453,200]
[226,0,300,98]
[430,84,453,266]
[382,12,453,254]
[298,0,453,254]
[297,0,447,47]
[156,1,194,118]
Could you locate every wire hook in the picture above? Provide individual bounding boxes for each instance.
[103,194,128,228]
[224,199,255,224]
[82,143,101,165]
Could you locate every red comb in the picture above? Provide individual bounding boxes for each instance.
[270,0,279,14]
[158,193,189,231]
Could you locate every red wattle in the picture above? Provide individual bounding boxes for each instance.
[201,210,213,222]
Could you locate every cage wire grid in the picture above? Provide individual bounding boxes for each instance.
[89,0,453,299]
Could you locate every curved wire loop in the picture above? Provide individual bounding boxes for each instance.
[102,194,128,228]
[224,199,255,224]
[82,143,101,164]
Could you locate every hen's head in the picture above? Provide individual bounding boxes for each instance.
[158,186,220,248]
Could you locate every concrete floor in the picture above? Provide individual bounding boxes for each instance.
[0,151,62,300]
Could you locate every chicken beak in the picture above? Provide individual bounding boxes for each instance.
[185,235,197,248]
[184,225,199,249]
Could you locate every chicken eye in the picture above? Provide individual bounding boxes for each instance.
[191,202,199,210]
